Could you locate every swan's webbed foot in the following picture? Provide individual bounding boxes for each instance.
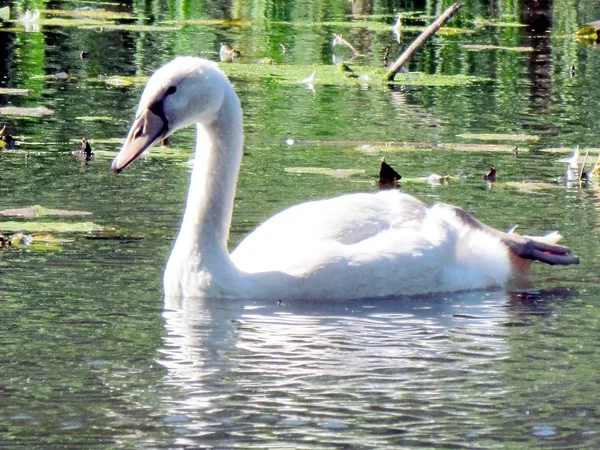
[436,203,580,266]
[499,233,579,265]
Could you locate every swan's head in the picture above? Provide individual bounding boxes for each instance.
[112,57,231,173]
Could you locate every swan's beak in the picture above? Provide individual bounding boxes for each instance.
[112,108,167,173]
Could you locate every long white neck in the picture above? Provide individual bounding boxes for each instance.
[172,88,243,275]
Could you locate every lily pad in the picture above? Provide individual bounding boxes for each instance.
[0,221,113,234]
[457,133,539,142]
[285,167,365,178]
[0,205,92,218]
[462,44,533,52]
[0,106,53,117]
[0,87,32,95]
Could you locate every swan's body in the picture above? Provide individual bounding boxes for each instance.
[112,57,578,301]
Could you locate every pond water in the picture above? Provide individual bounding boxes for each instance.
[1,0,600,447]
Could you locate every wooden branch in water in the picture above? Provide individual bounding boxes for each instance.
[385,2,463,81]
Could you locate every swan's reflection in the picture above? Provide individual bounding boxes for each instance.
[158,292,531,446]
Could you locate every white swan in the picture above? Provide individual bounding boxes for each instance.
[112,57,579,300]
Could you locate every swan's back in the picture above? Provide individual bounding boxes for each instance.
[231,190,511,299]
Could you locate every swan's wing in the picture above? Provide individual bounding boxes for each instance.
[237,190,425,244]
[231,190,430,271]
[231,192,513,298]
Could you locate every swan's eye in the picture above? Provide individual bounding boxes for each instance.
[166,86,177,95]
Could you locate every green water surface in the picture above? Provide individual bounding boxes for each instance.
[1,0,600,447]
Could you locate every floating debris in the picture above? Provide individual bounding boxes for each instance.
[0,87,32,95]
[219,43,241,62]
[0,234,10,249]
[339,62,358,78]
[0,125,16,149]
[378,158,402,190]
[483,167,497,182]
[0,106,54,117]
[420,174,450,186]
[0,221,112,234]
[0,205,92,218]
[457,133,539,142]
[73,137,94,164]
[19,9,40,22]
[298,70,317,86]
[284,167,365,178]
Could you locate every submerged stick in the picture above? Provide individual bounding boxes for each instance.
[386,2,463,81]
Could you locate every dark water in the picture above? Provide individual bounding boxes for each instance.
[1,0,600,447]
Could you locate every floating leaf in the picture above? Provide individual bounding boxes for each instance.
[436,27,474,35]
[445,143,522,152]
[25,18,115,27]
[502,181,562,193]
[0,106,53,117]
[0,221,114,234]
[0,87,32,95]
[576,22,600,41]
[1,232,74,252]
[462,44,533,52]
[75,115,126,123]
[81,24,180,32]
[93,146,191,160]
[69,137,124,145]
[285,167,365,178]
[457,133,539,142]
[42,8,134,20]
[0,205,92,218]
[85,75,149,87]
[356,143,522,154]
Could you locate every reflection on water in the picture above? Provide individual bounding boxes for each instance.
[158,292,513,447]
